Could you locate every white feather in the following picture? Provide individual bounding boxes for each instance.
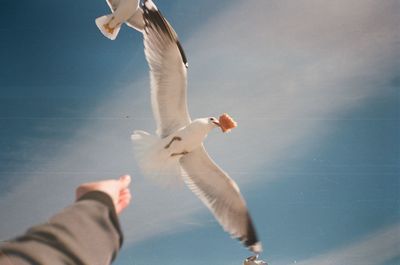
[131,130,182,186]
[180,146,262,252]
[143,2,191,137]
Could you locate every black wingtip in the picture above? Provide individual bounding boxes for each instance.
[243,213,263,253]
[176,41,189,68]
[142,0,188,68]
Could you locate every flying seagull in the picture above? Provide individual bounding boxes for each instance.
[131,0,262,253]
[95,0,145,40]
[244,255,268,265]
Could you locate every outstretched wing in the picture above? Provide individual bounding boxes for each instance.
[143,0,191,138]
[180,146,263,253]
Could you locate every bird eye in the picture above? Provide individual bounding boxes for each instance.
[210,118,214,121]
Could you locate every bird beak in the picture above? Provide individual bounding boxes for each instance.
[213,121,224,132]
[213,121,221,127]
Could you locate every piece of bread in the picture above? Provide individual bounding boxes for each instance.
[219,113,237,132]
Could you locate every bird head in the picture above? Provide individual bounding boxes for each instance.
[206,113,237,133]
[207,117,222,131]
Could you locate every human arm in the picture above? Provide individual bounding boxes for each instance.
[0,175,132,265]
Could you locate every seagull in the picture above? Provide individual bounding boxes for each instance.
[243,255,268,265]
[131,0,262,253]
[95,0,145,40]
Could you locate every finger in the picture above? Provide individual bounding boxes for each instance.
[118,175,131,190]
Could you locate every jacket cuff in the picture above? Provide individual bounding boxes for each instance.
[78,191,124,248]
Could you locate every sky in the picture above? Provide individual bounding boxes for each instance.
[0,0,399,265]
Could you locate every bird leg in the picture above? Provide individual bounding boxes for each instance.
[164,136,182,149]
[171,151,188,157]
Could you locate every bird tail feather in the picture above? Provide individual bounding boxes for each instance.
[131,130,182,187]
[95,14,121,40]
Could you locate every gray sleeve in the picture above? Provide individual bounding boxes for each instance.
[0,191,123,265]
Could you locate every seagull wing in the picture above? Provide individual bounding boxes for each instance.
[180,146,262,253]
[143,0,191,137]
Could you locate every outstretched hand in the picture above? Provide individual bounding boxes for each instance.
[76,175,132,214]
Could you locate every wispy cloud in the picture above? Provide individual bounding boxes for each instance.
[0,0,398,247]
[275,224,400,265]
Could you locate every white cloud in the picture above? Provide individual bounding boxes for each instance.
[278,224,400,265]
[0,0,398,248]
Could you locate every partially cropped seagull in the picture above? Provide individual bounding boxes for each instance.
[95,0,144,40]
[131,0,262,253]
[243,255,268,265]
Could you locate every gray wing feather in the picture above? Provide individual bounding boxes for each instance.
[179,146,262,252]
[143,1,191,137]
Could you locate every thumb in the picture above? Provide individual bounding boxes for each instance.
[118,175,131,190]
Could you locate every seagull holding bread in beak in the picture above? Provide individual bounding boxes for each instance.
[95,0,145,40]
[131,0,262,253]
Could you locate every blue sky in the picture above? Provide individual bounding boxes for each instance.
[0,0,399,265]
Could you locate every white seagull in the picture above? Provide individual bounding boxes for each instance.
[243,255,268,265]
[95,0,145,40]
[131,0,262,253]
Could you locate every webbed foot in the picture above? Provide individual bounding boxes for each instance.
[103,23,115,34]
